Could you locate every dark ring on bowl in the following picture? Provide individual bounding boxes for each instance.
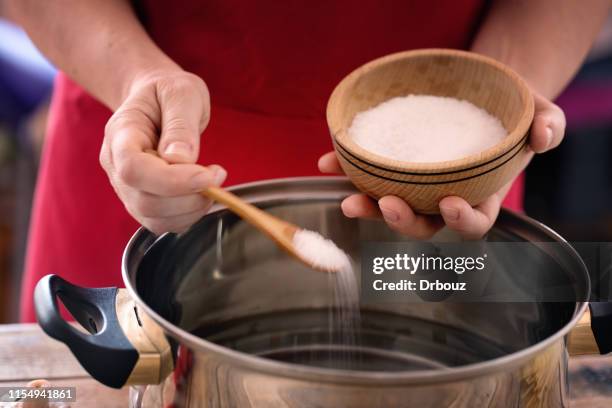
[334,137,528,185]
[334,130,529,176]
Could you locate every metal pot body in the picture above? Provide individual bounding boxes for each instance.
[121,178,586,408]
[35,178,592,408]
[134,339,566,407]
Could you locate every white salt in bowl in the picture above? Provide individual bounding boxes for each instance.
[326,49,534,214]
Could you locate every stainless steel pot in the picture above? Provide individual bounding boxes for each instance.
[34,177,611,407]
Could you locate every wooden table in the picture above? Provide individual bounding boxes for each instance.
[1,324,612,407]
[0,324,128,407]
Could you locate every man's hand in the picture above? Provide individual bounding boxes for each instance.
[100,71,226,235]
[318,92,565,239]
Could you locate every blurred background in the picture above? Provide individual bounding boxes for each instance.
[0,9,611,323]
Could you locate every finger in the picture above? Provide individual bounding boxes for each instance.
[112,130,226,195]
[529,93,566,154]
[318,151,344,174]
[378,196,443,239]
[439,195,500,240]
[341,194,382,219]
[126,190,212,219]
[141,208,209,235]
[157,77,210,164]
[21,379,50,408]
[104,104,158,154]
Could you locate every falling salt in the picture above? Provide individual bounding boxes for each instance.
[349,95,507,162]
[293,229,361,368]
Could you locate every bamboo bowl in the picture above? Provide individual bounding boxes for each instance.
[326,49,534,214]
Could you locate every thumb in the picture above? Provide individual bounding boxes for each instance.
[529,92,566,154]
[157,83,210,164]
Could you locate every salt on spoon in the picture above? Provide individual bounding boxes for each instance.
[200,186,350,273]
[292,229,351,272]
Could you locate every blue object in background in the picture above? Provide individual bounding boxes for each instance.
[0,19,57,322]
[0,18,56,128]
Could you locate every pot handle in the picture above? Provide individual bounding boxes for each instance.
[34,274,173,388]
[568,303,612,356]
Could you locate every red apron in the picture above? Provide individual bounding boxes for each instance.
[21,0,523,321]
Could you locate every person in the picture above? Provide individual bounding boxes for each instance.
[8,0,609,322]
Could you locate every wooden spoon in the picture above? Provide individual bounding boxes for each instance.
[143,149,338,272]
[203,187,344,273]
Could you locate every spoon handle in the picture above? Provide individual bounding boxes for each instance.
[143,149,298,253]
[202,186,298,245]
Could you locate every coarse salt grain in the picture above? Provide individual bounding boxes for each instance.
[349,95,507,163]
[292,229,351,272]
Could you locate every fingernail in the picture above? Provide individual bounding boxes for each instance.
[440,206,460,222]
[545,127,553,149]
[190,172,210,190]
[380,206,400,223]
[212,167,227,185]
[164,142,192,158]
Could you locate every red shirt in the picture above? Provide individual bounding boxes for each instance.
[21,0,523,321]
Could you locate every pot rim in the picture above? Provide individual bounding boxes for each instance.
[122,176,590,386]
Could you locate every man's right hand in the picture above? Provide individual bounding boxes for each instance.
[100,70,226,235]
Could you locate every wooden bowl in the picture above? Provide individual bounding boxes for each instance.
[326,49,534,214]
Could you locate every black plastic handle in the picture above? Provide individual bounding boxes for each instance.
[590,302,612,354]
[34,275,138,389]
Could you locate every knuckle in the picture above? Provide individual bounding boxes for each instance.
[175,72,206,92]
[105,101,157,138]
[106,108,143,132]
[156,78,175,97]
[104,109,134,136]
[157,74,209,129]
